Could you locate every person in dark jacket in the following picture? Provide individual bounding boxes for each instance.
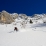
[14,27,18,31]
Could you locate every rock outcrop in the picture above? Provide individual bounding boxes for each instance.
[0,10,14,24]
[11,13,18,19]
[19,14,28,20]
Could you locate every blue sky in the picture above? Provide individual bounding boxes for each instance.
[0,0,46,16]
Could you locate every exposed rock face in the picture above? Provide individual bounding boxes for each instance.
[19,14,28,20]
[0,10,28,24]
[11,13,18,19]
[0,10,14,24]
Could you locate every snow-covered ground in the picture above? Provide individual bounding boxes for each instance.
[0,23,46,46]
[1,10,46,46]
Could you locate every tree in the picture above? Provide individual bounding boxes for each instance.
[30,19,33,23]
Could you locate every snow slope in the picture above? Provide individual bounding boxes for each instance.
[0,23,46,46]
[0,13,46,46]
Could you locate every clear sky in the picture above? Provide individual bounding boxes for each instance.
[0,0,46,16]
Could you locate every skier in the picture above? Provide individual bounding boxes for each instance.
[14,27,18,32]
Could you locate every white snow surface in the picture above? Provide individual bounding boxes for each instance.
[0,15,46,46]
[0,23,46,46]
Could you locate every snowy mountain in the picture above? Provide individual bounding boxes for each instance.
[11,13,46,24]
[0,10,46,24]
[0,10,46,46]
